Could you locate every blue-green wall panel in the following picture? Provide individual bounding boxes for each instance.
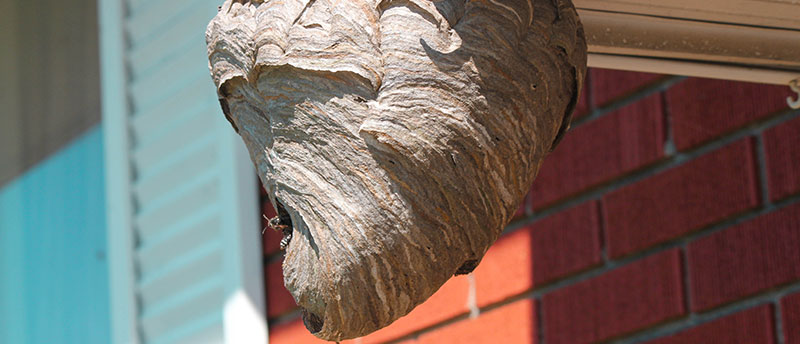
[0,126,110,344]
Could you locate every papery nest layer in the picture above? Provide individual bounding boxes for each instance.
[206,0,586,340]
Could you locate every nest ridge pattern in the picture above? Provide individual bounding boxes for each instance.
[207,0,586,340]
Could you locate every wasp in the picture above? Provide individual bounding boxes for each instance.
[263,201,293,250]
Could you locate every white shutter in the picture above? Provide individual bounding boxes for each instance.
[99,0,267,343]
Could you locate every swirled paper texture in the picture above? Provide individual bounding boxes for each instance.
[207,0,586,340]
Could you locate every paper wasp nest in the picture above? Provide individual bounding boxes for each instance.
[207,0,586,340]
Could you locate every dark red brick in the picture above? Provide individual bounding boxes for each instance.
[417,299,537,344]
[542,249,685,344]
[667,78,789,150]
[764,116,800,201]
[513,199,527,220]
[573,83,591,118]
[530,93,665,209]
[591,68,665,106]
[531,201,602,285]
[646,305,775,344]
[266,260,297,318]
[262,201,283,255]
[688,202,800,311]
[783,292,800,344]
[604,138,761,257]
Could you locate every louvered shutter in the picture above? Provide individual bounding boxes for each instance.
[99,0,267,343]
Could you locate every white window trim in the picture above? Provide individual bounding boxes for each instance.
[99,0,268,342]
[98,0,139,342]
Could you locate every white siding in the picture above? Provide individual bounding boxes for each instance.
[100,0,267,343]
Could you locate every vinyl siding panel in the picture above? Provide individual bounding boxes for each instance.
[101,0,266,342]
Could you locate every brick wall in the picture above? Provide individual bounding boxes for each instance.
[260,68,800,344]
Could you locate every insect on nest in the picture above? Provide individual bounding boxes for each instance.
[264,200,294,251]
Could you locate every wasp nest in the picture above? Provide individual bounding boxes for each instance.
[207,0,586,340]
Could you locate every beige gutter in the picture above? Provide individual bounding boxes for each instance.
[588,53,799,86]
[574,0,800,31]
[578,9,800,85]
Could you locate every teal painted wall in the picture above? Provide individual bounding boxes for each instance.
[0,126,110,344]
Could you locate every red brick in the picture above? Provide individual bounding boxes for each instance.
[262,201,283,255]
[573,83,591,118]
[783,292,800,344]
[357,276,470,344]
[542,249,685,344]
[532,201,603,285]
[474,202,602,306]
[268,318,330,344]
[646,305,775,344]
[530,93,665,209]
[474,226,534,307]
[667,78,789,150]
[688,202,800,311]
[591,68,664,106]
[266,260,297,318]
[417,299,537,344]
[764,117,800,201]
[604,138,761,257]
[513,199,527,220]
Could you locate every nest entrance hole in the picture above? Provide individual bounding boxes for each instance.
[269,199,294,250]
